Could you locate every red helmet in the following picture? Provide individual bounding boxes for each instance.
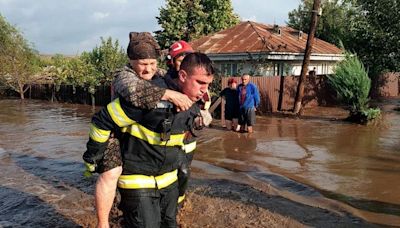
[168,40,194,59]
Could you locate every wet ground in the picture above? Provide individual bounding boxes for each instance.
[0,98,399,227]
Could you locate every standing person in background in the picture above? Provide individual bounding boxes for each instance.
[87,32,193,228]
[220,78,240,131]
[237,74,260,133]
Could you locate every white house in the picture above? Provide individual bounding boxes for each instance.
[191,21,344,76]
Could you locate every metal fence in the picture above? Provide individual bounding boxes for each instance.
[221,75,338,113]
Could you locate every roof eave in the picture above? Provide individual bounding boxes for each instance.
[205,52,345,61]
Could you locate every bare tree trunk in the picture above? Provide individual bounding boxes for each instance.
[19,83,25,99]
[293,0,321,114]
[91,93,96,109]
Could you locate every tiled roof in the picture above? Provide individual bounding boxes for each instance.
[191,21,342,55]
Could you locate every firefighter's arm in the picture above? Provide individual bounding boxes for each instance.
[83,97,140,174]
[82,106,116,174]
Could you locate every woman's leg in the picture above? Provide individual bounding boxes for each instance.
[95,166,122,228]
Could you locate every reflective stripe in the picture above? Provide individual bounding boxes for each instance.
[84,162,96,172]
[107,98,135,127]
[178,195,185,204]
[118,169,178,189]
[182,141,196,153]
[155,101,174,109]
[121,123,185,146]
[89,123,111,143]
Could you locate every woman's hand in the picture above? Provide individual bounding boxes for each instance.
[162,89,193,112]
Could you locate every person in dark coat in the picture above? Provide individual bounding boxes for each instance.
[220,78,240,131]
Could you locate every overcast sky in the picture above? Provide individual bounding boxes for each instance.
[0,0,301,55]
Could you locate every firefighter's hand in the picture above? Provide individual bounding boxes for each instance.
[83,161,96,177]
[163,89,193,112]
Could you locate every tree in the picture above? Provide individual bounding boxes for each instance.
[288,0,400,77]
[350,0,400,77]
[202,0,240,35]
[287,0,357,47]
[41,37,125,105]
[155,0,239,49]
[0,14,41,99]
[328,52,380,123]
[80,37,127,84]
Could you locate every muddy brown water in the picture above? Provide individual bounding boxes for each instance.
[0,98,399,227]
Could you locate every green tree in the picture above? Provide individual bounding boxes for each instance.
[63,56,101,105]
[202,0,240,34]
[41,54,70,85]
[155,0,239,48]
[287,0,357,47]
[328,52,380,123]
[81,37,127,84]
[288,0,400,77]
[42,37,125,105]
[350,0,400,76]
[0,14,41,99]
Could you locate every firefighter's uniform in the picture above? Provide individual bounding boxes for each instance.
[83,84,200,227]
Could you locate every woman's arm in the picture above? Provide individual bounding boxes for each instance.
[112,68,192,111]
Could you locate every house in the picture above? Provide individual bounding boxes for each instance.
[190,21,344,77]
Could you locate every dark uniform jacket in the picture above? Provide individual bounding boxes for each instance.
[83,77,200,176]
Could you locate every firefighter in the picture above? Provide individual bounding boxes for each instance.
[84,52,214,227]
[91,32,193,228]
[165,41,212,204]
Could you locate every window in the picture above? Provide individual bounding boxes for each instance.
[220,63,238,76]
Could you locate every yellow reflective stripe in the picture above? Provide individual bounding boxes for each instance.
[89,123,111,143]
[155,170,178,188]
[107,98,135,127]
[178,195,185,204]
[84,161,96,172]
[182,141,196,154]
[118,169,178,189]
[121,123,185,146]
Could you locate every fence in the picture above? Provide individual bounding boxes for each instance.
[371,72,400,98]
[12,72,399,115]
[25,84,111,106]
[221,75,338,114]
[221,73,399,114]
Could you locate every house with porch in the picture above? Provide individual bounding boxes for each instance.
[190,21,344,77]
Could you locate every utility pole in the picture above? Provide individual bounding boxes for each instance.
[293,0,321,114]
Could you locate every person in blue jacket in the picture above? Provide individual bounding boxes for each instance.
[237,74,260,133]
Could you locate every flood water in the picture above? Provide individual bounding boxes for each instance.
[0,98,399,227]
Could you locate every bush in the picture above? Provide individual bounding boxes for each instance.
[328,52,381,123]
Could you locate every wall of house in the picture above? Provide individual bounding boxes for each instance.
[291,61,337,76]
[216,60,338,77]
